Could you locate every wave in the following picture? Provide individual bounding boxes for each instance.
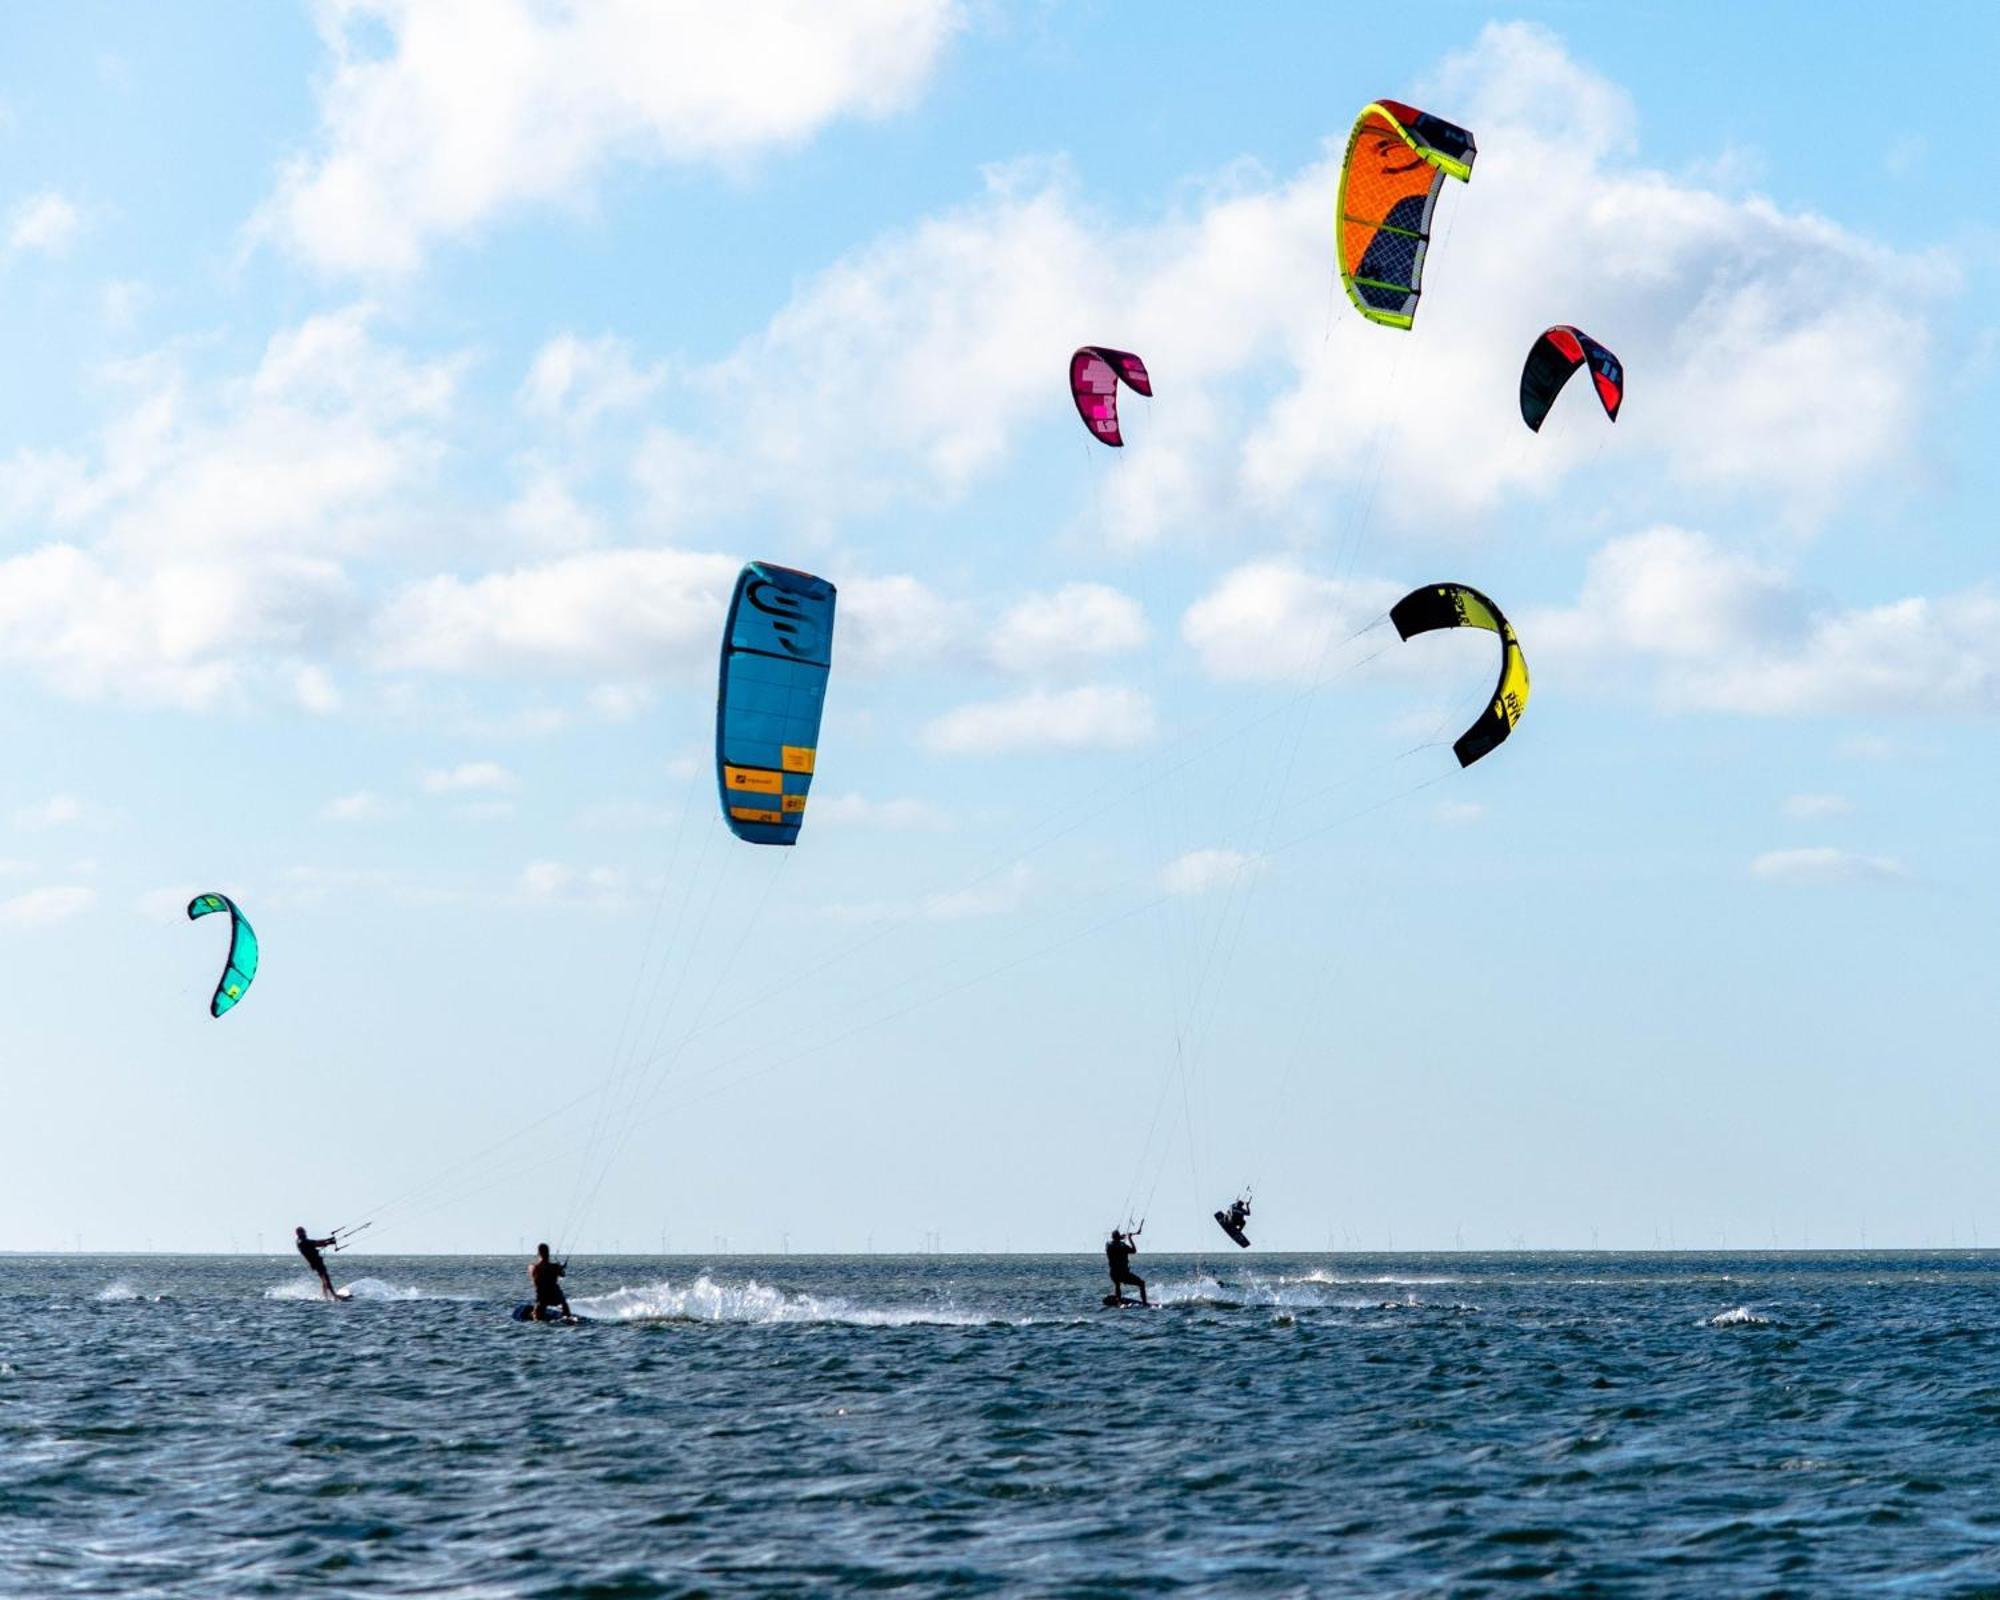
[570,1274,1016,1327]
[1706,1306,1772,1328]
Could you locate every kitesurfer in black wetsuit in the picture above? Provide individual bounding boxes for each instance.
[1106,1226,1147,1306]
[529,1243,572,1322]
[1225,1196,1251,1236]
[294,1226,342,1301]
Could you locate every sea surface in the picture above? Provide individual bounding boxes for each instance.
[3,1251,1998,1596]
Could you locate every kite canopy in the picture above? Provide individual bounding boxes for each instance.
[1336,100,1476,331]
[716,561,837,846]
[1069,347,1152,447]
[1520,326,1624,432]
[186,893,258,1018]
[1390,582,1529,768]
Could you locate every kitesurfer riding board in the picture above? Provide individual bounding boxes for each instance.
[521,1243,574,1323]
[294,1227,350,1300]
[1215,1194,1252,1249]
[1105,1226,1148,1306]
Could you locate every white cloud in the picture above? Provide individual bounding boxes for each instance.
[102,279,150,331]
[516,860,628,904]
[8,191,81,255]
[1532,528,1800,665]
[321,790,397,822]
[421,761,517,795]
[811,792,949,831]
[135,885,195,923]
[0,885,94,926]
[1692,591,2000,717]
[278,864,402,908]
[1535,529,2000,717]
[638,23,1944,544]
[825,862,1030,923]
[924,684,1156,754]
[1435,800,1487,826]
[576,799,678,830]
[1182,564,1401,683]
[259,0,962,276]
[0,543,354,708]
[1160,847,1267,896]
[373,548,738,677]
[1838,734,1903,762]
[840,574,967,673]
[1782,793,1851,820]
[501,469,603,555]
[585,682,654,721]
[519,334,662,424]
[988,583,1147,676]
[1750,847,1908,887]
[13,795,82,830]
[0,307,457,707]
[518,861,570,898]
[293,664,343,714]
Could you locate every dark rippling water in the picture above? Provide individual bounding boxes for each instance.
[4,1252,1999,1595]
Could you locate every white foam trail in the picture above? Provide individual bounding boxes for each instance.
[1151,1272,1234,1307]
[571,1274,1012,1327]
[1293,1270,1462,1286]
[94,1280,158,1302]
[339,1277,428,1302]
[263,1275,433,1302]
[1149,1272,1477,1313]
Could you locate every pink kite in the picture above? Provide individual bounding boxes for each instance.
[1069,347,1152,447]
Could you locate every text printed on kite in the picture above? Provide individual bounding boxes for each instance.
[1069,347,1152,447]
[1389,583,1530,768]
[716,561,837,846]
[1336,100,1476,330]
[1520,326,1624,432]
[186,893,259,1018]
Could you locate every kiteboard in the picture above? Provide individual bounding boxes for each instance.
[1100,1294,1153,1310]
[511,1303,590,1326]
[1214,1211,1252,1249]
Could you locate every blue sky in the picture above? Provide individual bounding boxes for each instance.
[2,2,1997,1254]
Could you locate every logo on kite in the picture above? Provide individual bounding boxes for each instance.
[1519,326,1623,432]
[716,562,837,847]
[1069,347,1151,447]
[186,892,259,1018]
[746,577,821,658]
[1389,583,1530,768]
[1336,100,1476,331]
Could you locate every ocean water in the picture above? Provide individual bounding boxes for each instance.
[4,1252,1999,1595]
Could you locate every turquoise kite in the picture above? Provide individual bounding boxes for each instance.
[187,893,259,1017]
[716,562,837,845]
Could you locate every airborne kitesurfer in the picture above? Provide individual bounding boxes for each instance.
[1106,1226,1147,1306]
[529,1243,572,1323]
[1225,1195,1251,1236]
[294,1226,344,1301]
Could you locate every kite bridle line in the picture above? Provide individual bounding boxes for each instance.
[324,760,1456,1256]
[329,587,1398,1257]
